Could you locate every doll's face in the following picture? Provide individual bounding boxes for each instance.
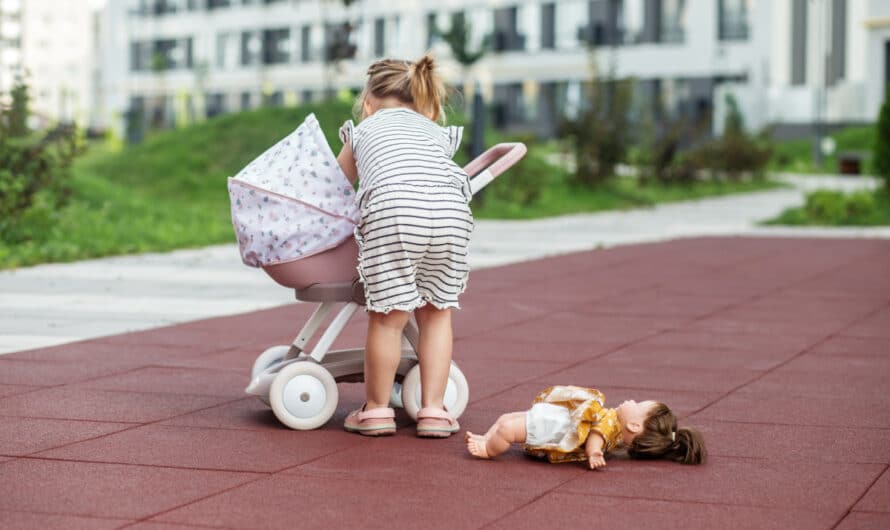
[616,400,656,444]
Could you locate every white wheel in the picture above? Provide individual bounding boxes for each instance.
[251,345,290,380]
[269,361,339,430]
[401,362,469,422]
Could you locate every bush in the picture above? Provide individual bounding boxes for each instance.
[874,87,890,193]
[483,149,555,207]
[0,124,83,242]
[802,190,880,225]
[561,61,633,186]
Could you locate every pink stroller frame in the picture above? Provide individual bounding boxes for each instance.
[231,114,526,430]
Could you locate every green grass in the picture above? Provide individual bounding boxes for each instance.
[0,102,782,269]
[475,175,784,219]
[0,102,354,269]
[765,188,890,226]
[770,125,876,175]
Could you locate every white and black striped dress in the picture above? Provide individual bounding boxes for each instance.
[339,107,473,314]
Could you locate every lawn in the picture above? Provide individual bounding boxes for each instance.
[765,188,890,226]
[1,102,782,269]
[770,124,876,175]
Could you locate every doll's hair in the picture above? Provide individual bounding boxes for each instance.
[356,53,447,123]
[627,403,706,465]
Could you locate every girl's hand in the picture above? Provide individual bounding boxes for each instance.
[588,451,606,470]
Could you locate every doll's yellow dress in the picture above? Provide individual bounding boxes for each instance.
[523,385,623,464]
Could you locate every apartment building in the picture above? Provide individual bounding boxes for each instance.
[98,0,890,139]
[0,0,102,126]
[0,0,22,108]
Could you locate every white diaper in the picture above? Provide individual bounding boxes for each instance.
[525,403,572,447]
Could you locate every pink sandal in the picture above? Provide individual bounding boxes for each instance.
[344,405,396,436]
[416,407,460,438]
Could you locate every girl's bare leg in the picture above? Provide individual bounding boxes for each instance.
[413,304,452,410]
[364,310,410,410]
[466,412,528,459]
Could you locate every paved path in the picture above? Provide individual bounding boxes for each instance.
[1,174,888,354]
[0,236,888,528]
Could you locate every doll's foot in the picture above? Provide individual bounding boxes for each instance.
[465,431,491,459]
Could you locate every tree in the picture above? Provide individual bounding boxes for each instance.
[874,86,890,194]
[436,12,490,158]
[5,77,30,137]
[560,57,633,186]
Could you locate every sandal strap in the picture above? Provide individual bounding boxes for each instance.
[417,407,452,421]
[359,406,395,420]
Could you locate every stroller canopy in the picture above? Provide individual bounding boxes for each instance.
[228,113,360,267]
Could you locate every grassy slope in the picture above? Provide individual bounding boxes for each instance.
[2,102,783,268]
[1,103,353,268]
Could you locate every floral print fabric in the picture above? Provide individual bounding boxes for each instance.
[228,113,360,267]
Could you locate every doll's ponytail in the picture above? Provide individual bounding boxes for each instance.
[627,403,707,465]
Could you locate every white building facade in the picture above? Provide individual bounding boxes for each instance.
[0,0,23,108]
[98,0,888,139]
[0,0,102,127]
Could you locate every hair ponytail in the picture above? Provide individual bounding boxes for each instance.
[359,53,447,123]
[627,403,707,465]
[407,54,444,122]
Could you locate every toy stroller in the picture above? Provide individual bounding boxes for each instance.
[228,113,526,430]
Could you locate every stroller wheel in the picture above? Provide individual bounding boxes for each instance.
[400,362,469,422]
[251,345,290,380]
[270,361,339,430]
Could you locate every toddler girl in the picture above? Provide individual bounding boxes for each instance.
[466,385,706,468]
[336,54,471,438]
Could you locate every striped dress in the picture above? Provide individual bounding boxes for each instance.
[339,107,473,314]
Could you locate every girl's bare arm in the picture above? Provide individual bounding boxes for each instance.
[337,143,359,185]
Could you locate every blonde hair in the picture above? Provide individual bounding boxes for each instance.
[355,53,447,123]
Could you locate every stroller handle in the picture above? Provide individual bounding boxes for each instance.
[464,142,527,196]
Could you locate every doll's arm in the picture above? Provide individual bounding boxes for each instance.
[585,432,607,470]
[337,143,359,185]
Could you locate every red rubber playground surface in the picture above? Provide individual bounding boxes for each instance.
[1,236,888,529]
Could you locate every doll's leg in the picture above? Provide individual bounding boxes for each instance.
[413,304,452,410]
[466,411,528,459]
[364,309,410,410]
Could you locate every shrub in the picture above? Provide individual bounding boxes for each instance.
[802,189,880,225]
[874,87,890,193]
[561,62,633,186]
[804,190,848,224]
[484,150,555,207]
[0,124,83,242]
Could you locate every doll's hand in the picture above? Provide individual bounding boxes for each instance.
[587,451,606,470]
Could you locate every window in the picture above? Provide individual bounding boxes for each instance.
[263,28,291,64]
[374,18,385,57]
[206,92,226,117]
[240,91,252,110]
[541,3,555,49]
[426,12,438,49]
[617,0,644,44]
[241,30,261,66]
[300,25,312,62]
[207,0,231,10]
[216,32,235,68]
[130,41,151,71]
[659,0,686,44]
[829,0,847,85]
[493,6,524,52]
[718,0,750,41]
[790,0,807,85]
